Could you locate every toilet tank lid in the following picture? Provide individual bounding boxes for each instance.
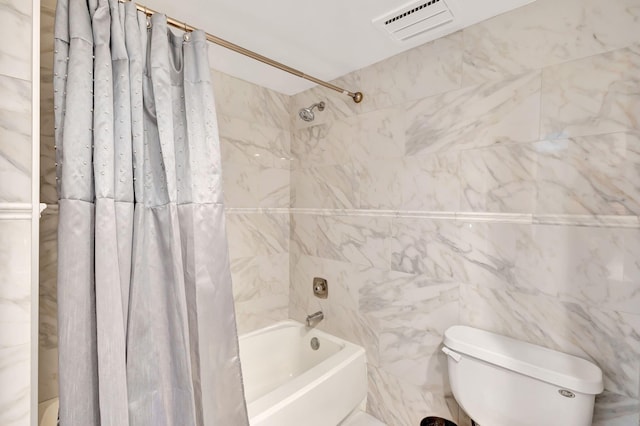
[443,326,604,394]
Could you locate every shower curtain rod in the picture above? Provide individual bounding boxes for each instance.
[118,0,364,103]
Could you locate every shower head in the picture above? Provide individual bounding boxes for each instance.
[298,101,325,122]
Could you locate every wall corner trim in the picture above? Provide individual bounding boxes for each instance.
[0,203,35,220]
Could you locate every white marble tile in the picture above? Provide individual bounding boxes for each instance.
[230,254,289,303]
[401,152,460,212]
[0,344,30,426]
[347,108,405,161]
[315,215,391,268]
[218,115,290,169]
[625,227,640,292]
[460,284,640,400]
[526,224,640,315]
[459,143,537,213]
[356,158,403,210]
[292,121,353,169]
[592,391,640,426]
[221,162,261,208]
[405,71,541,156]
[540,45,640,139]
[231,254,289,334]
[291,164,359,209]
[391,216,540,294]
[227,223,290,334]
[290,213,320,258]
[0,219,31,426]
[0,74,31,203]
[218,113,291,209]
[359,270,457,319]
[389,218,463,279]
[378,325,451,393]
[257,167,289,208]
[221,164,289,209]
[535,133,640,216]
[235,298,288,335]
[0,220,31,345]
[339,410,386,426]
[463,0,640,85]
[367,365,458,426]
[0,0,31,82]
[225,212,289,259]
[356,32,463,111]
[360,275,458,391]
[293,108,404,172]
[455,220,541,293]
[211,69,290,130]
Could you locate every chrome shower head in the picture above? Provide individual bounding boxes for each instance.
[298,101,325,122]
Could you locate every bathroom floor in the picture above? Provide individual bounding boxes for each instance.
[340,411,387,426]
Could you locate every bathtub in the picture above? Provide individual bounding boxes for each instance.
[239,320,367,426]
[39,321,367,426]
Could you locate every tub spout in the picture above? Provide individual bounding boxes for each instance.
[306,311,324,327]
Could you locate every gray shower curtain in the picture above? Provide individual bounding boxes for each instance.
[53,1,249,425]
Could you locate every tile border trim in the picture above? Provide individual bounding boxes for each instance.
[0,203,48,219]
[0,203,33,220]
[225,207,640,228]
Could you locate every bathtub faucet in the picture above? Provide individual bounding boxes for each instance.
[306,311,324,327]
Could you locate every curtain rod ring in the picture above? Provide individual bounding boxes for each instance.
[144,6,151,29]
[183,21,191,41]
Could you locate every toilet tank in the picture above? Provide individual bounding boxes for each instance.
[442,326,603,426]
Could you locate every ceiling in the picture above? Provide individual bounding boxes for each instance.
[144,0,534,95]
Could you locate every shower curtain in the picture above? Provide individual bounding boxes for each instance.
[53,1,248,425]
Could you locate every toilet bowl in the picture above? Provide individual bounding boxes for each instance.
[38,397,59,426]
[442,326,603,426]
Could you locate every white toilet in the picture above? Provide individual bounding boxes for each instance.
[442,326,603,426]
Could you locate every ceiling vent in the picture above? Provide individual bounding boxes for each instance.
[373,0,454,42]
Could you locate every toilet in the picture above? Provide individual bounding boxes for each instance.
[442,326,603,426]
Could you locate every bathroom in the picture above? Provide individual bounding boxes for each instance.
[1,0,639,424]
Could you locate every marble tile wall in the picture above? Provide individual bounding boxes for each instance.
[0,221,32,426]
[289,0,640,424]
[211,70,291,334]
[0,1,33,425]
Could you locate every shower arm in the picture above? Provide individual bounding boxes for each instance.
[118,0,364,104]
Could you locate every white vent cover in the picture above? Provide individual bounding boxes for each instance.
[373,0,454,42]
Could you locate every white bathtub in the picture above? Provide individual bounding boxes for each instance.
[39,321,367,426]
[239,320,367,426]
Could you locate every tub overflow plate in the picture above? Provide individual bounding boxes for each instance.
[310,337,320,350]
